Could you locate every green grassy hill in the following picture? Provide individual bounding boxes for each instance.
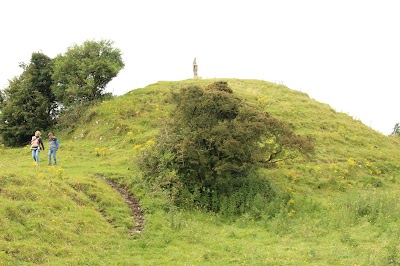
[1,79,400,265]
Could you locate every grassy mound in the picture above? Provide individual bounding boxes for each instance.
[1,79,400,265]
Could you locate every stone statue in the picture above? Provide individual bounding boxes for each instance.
[193,57,198,79]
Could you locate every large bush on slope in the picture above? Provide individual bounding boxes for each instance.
[139,81,314,215]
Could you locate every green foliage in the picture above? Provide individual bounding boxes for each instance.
[0,52,56,146]
[55,102,94,135]
[0,40,124,147]
[0,89,4,108]
[51,39,124,107]
[0,143,4,154]
[391,123,400,137]
[139,81,314,213]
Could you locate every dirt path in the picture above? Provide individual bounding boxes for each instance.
[100,177,144,235]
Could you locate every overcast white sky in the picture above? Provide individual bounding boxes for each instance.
[1,0,399,135]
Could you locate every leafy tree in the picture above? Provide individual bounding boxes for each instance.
[0,90,4,109]
[52,39,124,107]
[391,123,400,137]
[25,52,57,119]
[140,81,314,212]
[0,52,55,146]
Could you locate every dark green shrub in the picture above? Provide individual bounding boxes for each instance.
[138,81,313,215]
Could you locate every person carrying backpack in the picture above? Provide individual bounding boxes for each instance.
[31,131,45,164]
[48,132,59,165]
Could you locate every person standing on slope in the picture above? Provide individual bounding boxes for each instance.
[47,132,59,166]
[31,131,45,164]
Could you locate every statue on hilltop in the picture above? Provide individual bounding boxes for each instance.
[193,57,198,79]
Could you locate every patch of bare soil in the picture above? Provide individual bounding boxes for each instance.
[100,177,144,235]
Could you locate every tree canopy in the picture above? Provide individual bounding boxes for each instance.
[0,39,124,146]
[0,52,55,146]
[52,39,124,107]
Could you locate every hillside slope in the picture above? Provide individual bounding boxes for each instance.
[67,78,400,190]
[1,78,400,265]
[68,78,400,159]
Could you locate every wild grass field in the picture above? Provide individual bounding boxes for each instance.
[1,79,400,265]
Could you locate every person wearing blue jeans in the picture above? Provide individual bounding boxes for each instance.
[48,132,59,165]
[31,131,45,164]
[31,145,40,163]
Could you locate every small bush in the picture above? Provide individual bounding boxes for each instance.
[361,175,383,187]
[55,103,92,134]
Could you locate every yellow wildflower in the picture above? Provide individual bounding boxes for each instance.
[146,140,155,147]
[348,158,356,167]
[56,168,64,177]
[286,187,295,193]
[329,163,338,170]
[133,144,142,150]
